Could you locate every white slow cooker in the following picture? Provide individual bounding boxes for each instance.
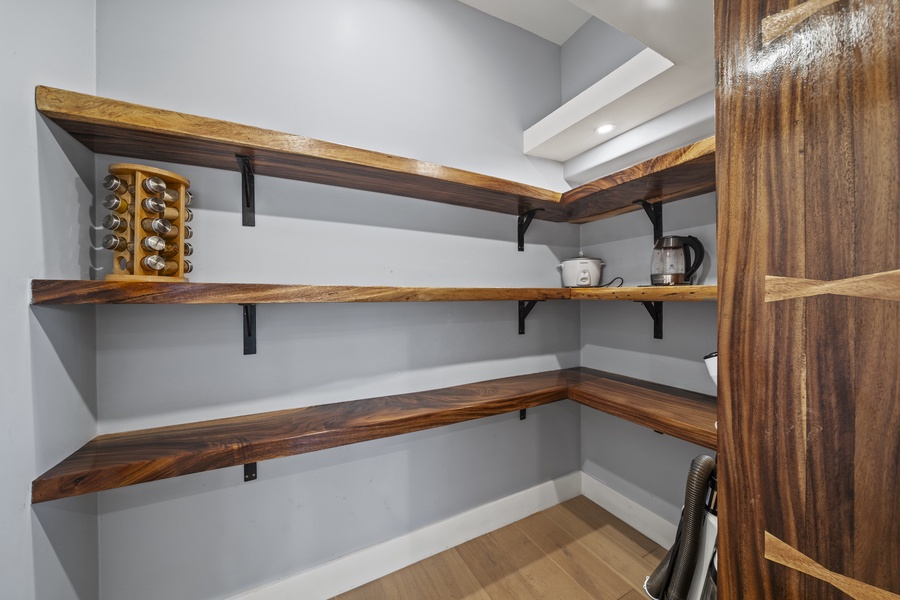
[557,253,604,287]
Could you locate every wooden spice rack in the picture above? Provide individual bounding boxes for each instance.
[104,163,191,281]
[32,368,717,503]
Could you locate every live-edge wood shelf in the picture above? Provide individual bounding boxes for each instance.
[30,281,569,305]
[569,285,716,302]
[32,368,716,503]
[35,86,715,224]
[30,280,717,305]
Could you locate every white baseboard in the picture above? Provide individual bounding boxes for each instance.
[580,471,677,548]
[232,471,582,600]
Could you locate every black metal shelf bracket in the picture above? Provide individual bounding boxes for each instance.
[637,200,663,242]
[518,300,539,334]
[640,301,664,339]
[244,463,257,482]
[241,303,257,355]
[517,209,543,251]
[237,154,255,227]
[520,408,527,420]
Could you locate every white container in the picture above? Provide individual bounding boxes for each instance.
[557,253,604,287]
[704,352,718,387]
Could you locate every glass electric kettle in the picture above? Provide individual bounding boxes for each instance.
[650,235,705,285]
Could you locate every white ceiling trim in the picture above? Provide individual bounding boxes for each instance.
[563,91,715,185]
[524,48,673,159]
[524,0,715,163]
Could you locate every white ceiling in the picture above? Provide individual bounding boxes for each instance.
[458,0,714,168]
[456,0,591,45]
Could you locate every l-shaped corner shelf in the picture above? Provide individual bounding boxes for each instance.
[35,86,716,224]
[32,368,717,503]
[30,280,717,305]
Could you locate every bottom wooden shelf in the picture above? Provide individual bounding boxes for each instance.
[32,368,716,503]
[566,368,718,449]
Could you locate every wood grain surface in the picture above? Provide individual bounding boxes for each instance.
[31,368,716,503]
[30,280,571,305]
[560,137,717,224]
[761,0,842,45]
[35,87,569,221]
[35,86,716,224]
[765,532,900,600]
[30,279,717,305]
[567,368,718,450]
[765,270,900,303]
[31,370,571,503]
[569,285,717,302]
[717,0,900,597]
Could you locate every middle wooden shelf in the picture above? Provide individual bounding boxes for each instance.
[30,280,717,305]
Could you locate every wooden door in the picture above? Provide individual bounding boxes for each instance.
[716,0,899,598]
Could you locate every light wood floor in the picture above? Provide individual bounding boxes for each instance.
[332,495,666,600]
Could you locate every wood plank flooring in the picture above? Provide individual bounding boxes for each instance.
[333,496,665,600]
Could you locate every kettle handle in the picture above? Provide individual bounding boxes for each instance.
[680,235,706,280]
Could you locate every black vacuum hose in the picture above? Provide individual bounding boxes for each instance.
[645,454,716,600]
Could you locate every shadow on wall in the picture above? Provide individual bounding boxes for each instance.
[580,289,717,396]
[36,114,97,280]
[580,192,717,246]
[93,153,576,251]
[581,409,712,525]
[29,115,101,599]
[31,495,99,600]
[30,307,98,467]
[579,192,718,395]
[94,300,582,428]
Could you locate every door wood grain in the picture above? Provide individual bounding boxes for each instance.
[717,0,900,598]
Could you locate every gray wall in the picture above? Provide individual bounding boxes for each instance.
[1,1,100,599]
[579,192,718,524]
[95,0,566,191]
[560,17,645,105]
[93,1,580,598]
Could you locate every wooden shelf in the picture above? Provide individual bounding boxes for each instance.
[566,368,718,450]
[36,86,715,224]
[560,137,717,223]
[32,368,716,503]
[30,280,717,305]
[30,280,571,305]
[570,285,716,302]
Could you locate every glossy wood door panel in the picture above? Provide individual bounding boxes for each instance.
[717,0,900,598]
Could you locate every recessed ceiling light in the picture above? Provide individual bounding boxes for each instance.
[595,123,616,135]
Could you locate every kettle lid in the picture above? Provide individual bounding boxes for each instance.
[655,236,684,248]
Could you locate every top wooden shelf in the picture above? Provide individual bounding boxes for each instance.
[36,86,715,224]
